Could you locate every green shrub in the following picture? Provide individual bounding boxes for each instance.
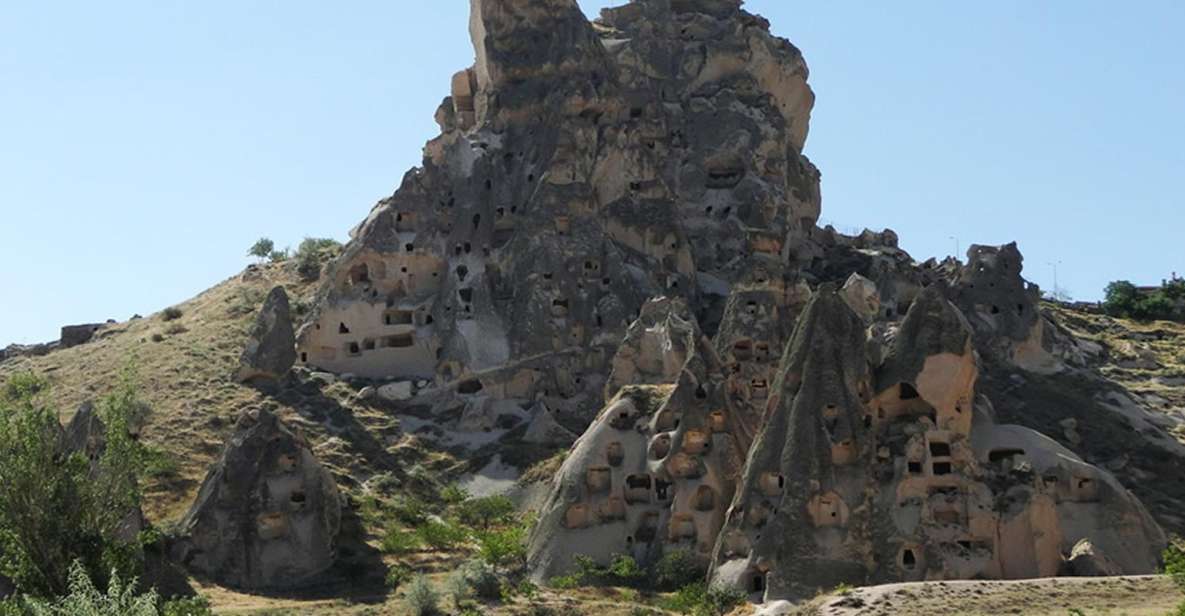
[161,307,183,322]
[385,564,412,591]
[569,554,645,588]
[379,528,421,555]
[404,574,440,616]
[18,560,158,615]
[1165,538,1185,590]
[439,484,469,506]
[454,560,501,602]
[652,549,706,591]
[161,594,214,616]
[294,237,342,281]
[415,520,468,552]
[454,495,516,530]
[662,583,746,616]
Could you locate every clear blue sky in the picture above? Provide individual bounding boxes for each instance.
[1,1,1182,345]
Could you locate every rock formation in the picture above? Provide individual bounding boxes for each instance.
[287,0,1172,604]
[236,286,297,383]
[175,409,341,590]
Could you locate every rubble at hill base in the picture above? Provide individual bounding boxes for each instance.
[272,0,1180,603]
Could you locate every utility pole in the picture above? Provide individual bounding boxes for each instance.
[1048,260,1063,299]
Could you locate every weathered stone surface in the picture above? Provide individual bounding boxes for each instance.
[279,0,1171,603]
[60,323,104,348]
[377,380,414,402]
[176,409,341,589]
[236,286,297,383]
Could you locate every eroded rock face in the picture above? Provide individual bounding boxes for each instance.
[295,0,819,428]
[176,409,341,589]
[286,0,1170,600]
[528,298,743,579]
[237,286,297,383]
[709,286,1164,601]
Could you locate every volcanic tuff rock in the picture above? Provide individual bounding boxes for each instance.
[235,286,297,383]
[174,408,341,590]
[283,0,1179,605]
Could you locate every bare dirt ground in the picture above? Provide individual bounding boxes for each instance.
[795,575,1183,616]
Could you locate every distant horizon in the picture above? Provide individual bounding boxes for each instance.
[1,1,1181,345]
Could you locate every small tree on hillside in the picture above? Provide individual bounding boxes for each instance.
[247,238,274,262]
[1103,280,1139,317]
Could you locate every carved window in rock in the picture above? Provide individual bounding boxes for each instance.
[709,410,727,433]
[610,406,636,430]
[809,492,848,528]
[669,453,702,479]
[759,472,784,497]
[606,442,625,467]
[1071,475,1100,502]
[750,379,768,399]
[564,504,594,529]
[754,342,771,362]
[649,434,672,460]
[900,547,918,571]
[654,409,679,432]
[362,338,376,352]
[625,474,652,505]
[732,339,754,362]
[383,333,415,349]
[586,466,612,494]
[345,341,362,357]
[551,298,570,318]
[555,216,570,235]
[988,448,1025,469]
[394,211,416,232]
[596,497,626,521]
[682,429,711,455]
[668,513,696,541]
[384,309,414,326]
[749,570,767,594]
[693,485,716,511]
[348,263,371,286]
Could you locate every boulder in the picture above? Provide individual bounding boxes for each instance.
[840,273,880,322]
[522,402,577,446]
[1067,539,1122,577]
[176,409,341,589]
[377,381,414,402]
[235,286,296,383]
[60,323,104,348]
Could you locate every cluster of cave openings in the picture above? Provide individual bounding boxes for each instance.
[758,472,785,499]
[606,442,625,467]
[650,434,672,460]
[586,466,611,494]
[928,437,953,476]
[682,429,711,455]
[693,485,716,511]
[625,474,652,505]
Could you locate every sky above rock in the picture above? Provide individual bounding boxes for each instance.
[1,1,1181,345]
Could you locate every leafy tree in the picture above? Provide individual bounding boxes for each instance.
[474,523,527,574]
[1103,280,1140,317]
[415,520,467,552]
[0,369,150,598]
[247,238,274,262]
[652,549,707,591]
[294,237,342,281]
